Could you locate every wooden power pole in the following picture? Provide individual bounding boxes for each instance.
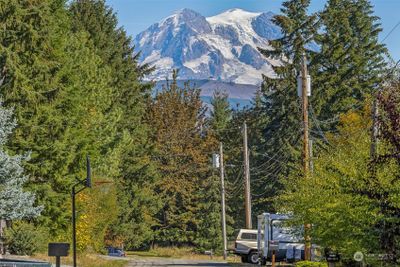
[219,142,228,260]
[300,53,312,261]
[243,122,252,229]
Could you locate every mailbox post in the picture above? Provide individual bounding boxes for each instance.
[71,156,92,267]
[48,243,70,267]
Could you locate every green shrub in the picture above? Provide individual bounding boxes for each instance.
[296,261,326,267]
[4,221,48,255]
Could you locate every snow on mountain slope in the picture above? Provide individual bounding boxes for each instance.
[134,8,282,86]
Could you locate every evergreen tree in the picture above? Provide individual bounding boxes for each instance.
[312,0,387,127]
[0,103,42,220]
[69,1,158,246]
[0,0,121,237]
[69,0,159,249]
[257,0,387,210]
[257,0,317,202]
[220,101,272,230]
[209,91,232,141]
[0,0,78,234]
[147,71,219,247]
[243,93,275,218]
[194,173,222,251]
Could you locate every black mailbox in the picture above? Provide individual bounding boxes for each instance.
[48,243,70,257]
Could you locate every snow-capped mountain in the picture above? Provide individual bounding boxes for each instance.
[134,8,281,86]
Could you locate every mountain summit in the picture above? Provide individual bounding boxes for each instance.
[134,8,281,85]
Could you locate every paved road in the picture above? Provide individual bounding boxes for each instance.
[102,256,235,267]
[122,257,291,267]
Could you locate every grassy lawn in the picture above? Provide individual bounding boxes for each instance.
[32,253,128,267]
[127,246,247,263]
[127,246,194,258]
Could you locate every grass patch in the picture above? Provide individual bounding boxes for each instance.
[127,246,234,261]
[127,246,253,263]
[127,246,192,258]
[33,253,128,267]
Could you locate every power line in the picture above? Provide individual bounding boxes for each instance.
[381,20,400,42]
[225,168,243,189]
[250,151,295,175]
[250,165,286,197]
[250,163,287,182]
[226,177,244,197]
[309,104,330,144]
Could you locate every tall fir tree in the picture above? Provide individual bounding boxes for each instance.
[257,0,387,209]
[147,71,219,247]
[312,0,387,128]
[0,103,42,220]
[257,0,317,201]
[209,91,232,141]
[69,0,158,248]
[0,0,123,237]
[0,0,81,234]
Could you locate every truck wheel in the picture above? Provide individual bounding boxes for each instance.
[248,251,259,264]
[241,255,248,263]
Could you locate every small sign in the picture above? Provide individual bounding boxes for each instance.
[48,243,70,257]
[325,250,340,262]
[268,240,279,251]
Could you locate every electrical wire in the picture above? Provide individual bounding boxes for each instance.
[225,168,243,189]
[226,177,244,197]
[381,20,400,42]
[309,104,330,144]
[250,166,286,197]
[250,151,295,175]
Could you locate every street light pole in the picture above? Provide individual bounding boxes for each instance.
[71,156,92,267]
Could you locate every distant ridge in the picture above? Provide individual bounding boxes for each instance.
[154,79,255,110]
[154,79,258,99]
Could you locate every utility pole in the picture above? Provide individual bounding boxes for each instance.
[300,53,312,261]
[219,143,228,260]
[301,53,310,183]
[243,122,252,229]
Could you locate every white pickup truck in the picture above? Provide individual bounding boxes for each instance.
[234,213,319,264]
[234,229,260,264]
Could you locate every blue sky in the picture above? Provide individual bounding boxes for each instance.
[105,0,400,60]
